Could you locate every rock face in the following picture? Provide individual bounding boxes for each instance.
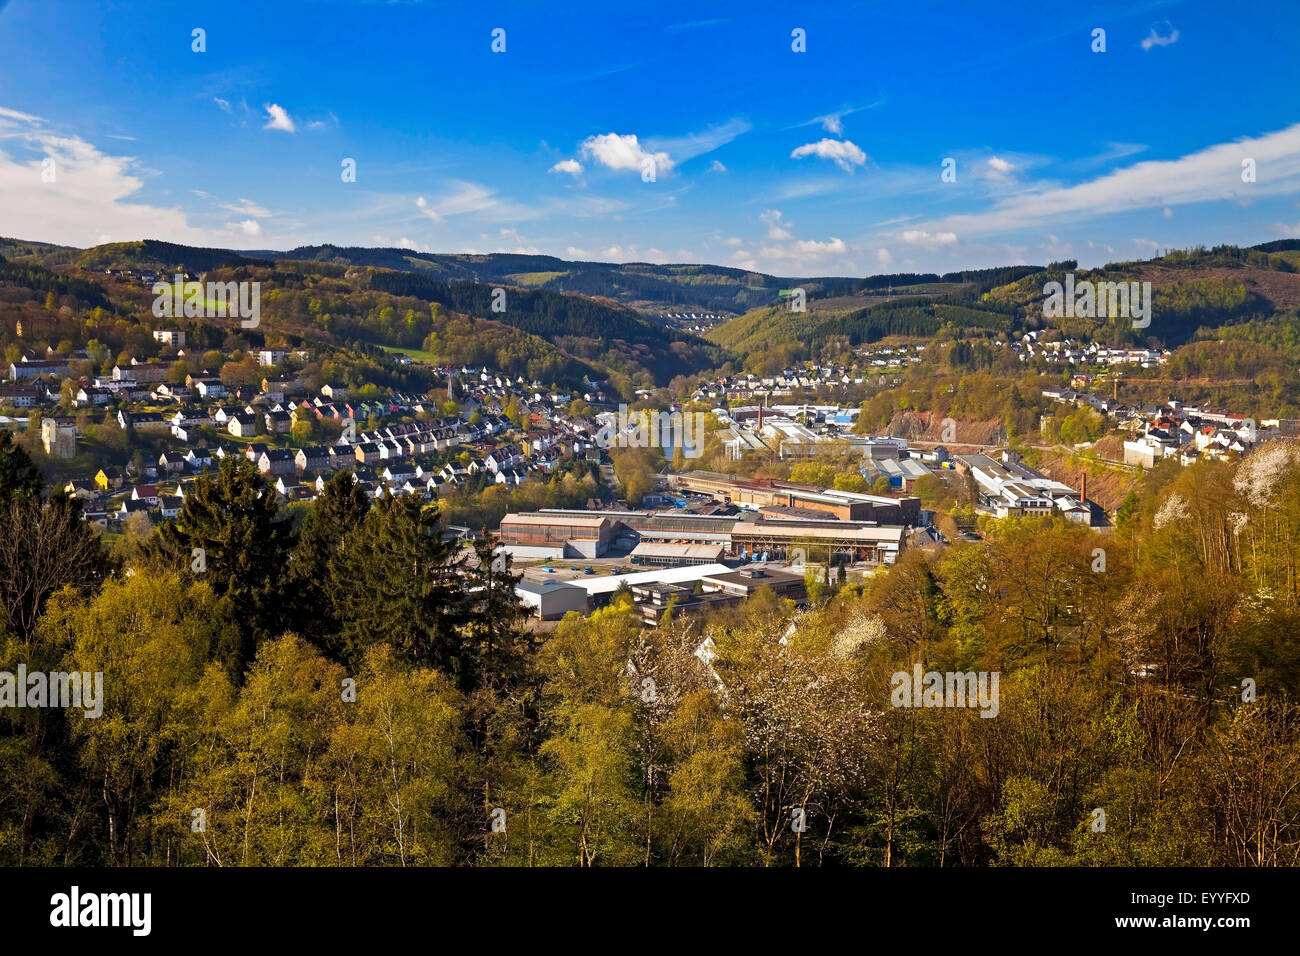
[886,411,1003,446]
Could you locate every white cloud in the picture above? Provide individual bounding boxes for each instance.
[819,113,844,135]
[730,214,856,273]
[579,132,673,176]
[1141,20,1180,51]
[0,107,254,248]
[876,248,894,267]
[902,229,958,246]
[708,160,727,173]
[549,158,583,176]
[213,97,232,114]
[790,138,867,172]
[1162,207,1174,218]
[761,209,792,240]
[987,155,1016,176]
[793,237,846,256]
[227,219,262,237]
[262,103,296,133]
[415,196,440,222]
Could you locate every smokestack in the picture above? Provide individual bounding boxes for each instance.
[757,404,764,432]
[1079,473,1087,503]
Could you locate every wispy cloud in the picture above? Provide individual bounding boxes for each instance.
[221,198,272,218]
[1141,19,1180,51]
[803,97,886,135]
[984,155,1018,182]
[906,123,1300,240]
[645,117,751,164]
[664,18,731,32]
[414,181,546,223]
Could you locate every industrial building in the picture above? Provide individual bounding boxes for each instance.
[954,452,1097,525]
[498,507,907,565]
[514,562,808,624]
[497,511,617,558]
[515,578,590,620]
[667,470,921,524]
[628,542,728,566]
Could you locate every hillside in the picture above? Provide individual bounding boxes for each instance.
[1,255,590,392]
[0,240,734,388]
[707,243,1300,364]
[263,246,865,319]
[0,238,875,321]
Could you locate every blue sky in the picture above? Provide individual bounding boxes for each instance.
[1,0,1297,276]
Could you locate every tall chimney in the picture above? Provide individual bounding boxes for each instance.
[1079,473,1087,503]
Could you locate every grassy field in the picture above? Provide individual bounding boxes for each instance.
[378,344,439,364]
[505,271,568,287]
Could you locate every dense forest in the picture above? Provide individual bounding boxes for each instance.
[2,428,1299,866]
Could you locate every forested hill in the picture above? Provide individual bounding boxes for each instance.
[6,236,1300,383]
[0,241,730,390]
[0,238,860,318]
[257,245,856,317]
[708,241,1300,359]
[357,267,724,383]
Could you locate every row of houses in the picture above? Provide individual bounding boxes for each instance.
[692,355,922,403]
[1016,332,1170,368]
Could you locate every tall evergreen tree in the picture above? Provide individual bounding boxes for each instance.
[331,492,473,681]
[149,455,294,671]
[460,535,533,693]
[0,430,42,502]
[288,470,371,658]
